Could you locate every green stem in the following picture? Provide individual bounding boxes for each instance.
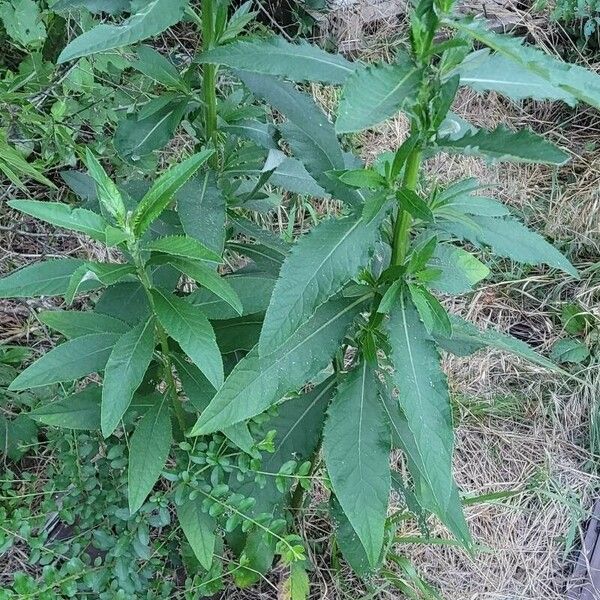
[391,148,422,266]
[201,0,219,165]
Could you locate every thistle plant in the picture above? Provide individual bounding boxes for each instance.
[1,0,597,588]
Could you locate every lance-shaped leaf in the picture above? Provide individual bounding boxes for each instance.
[436,126,569,165]
[128,395,172,513]
[177,498,216,570]
[259,213,383,355]
[445,17,600,110]
[58,0,188,62]
[102,318,156,437]
[223,119,278,150]
[0,259,87,299]
[453,49,577,104]
[323,362,390,567]
[336,62,422,133]
[30,385,103,430]
[8,200,109,242]
[434,315,560,371]
[133,45,186,90]
[39,310,129,338]
[84,149,126,222]
[157,257,242,315]
[385,295,454,515]
[144,235,221,263]
[270,155,327,198]
[379,385,471,547]
[198,36,355,84]
[176,172,226,254]
[132,150,214,237]
[9,333,121,390]
[151,289,223,389]
[190,295,367,435]
[65,262,136,304]
[439,214,577,276]
[238,72,363,206]
[427,244,490,295]
[189,272,276,320]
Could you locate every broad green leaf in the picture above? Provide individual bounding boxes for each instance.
[65,262,136,303]
[550,339,589,364]
[337,168,386,189]
[229,215,290,255]
[52,0,129,13]
[157,257,242,315]
[336,62,421,133]
[213,315,262,354]
[445,17,600,110]
[270,155,327,198]
[0,259,87,298]
[259,213,384,354]
[323,362,390,566]
[0,415,37,461]
[85,149,126,222]
[199,36,354,84]
[133,151,214,236]
[8,333,121,390]
[453,49,577,104]
[114,99,188,161]
[95,282,151,325]
[238,72,362,206]
[440,215,577,276]
[8,200,108,242]
[396,188,433,221]
[435,179,509,217]
[144,235,221,263]
[102,318,155,437]
[281,562,310,600]
[228,242,284,276]
[128,395,172,513]
[176,172,225,254]
[223,119,278,150]
[39,310,129,338]
[177,498,216,570]
[380,387,471,547]
[30,385,102,430]
[408,284,452,336]
[151,289,223,389]
[190,295,367,435]
[385,295,454,516]
[0,0,45,47]
[427,244,490,294]
[133,44,185,89]
[58,0,188,62]
[437,126,569,164]
[189,273,276,320]
[434,315,560,372]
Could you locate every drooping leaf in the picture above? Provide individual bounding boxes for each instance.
[39,310,129,338]
[133,44,185,89]
[0,259,87,298]
[128,395,172,513]
[380,387,471,546]
[101,318,156,437]
[238,72,363,206]
[151,289,223,389]
[0,131,55,190]
[190,295,367,435]
[323,362,390,567]
[453,49,577,104]
[270,155,327,198]
[259,213,384,354]
[198,36,355,84]
[133,150,214,236]
[58,0,188,62]
[176,172,226,254]
[439,214,577,276]
[436,126,569,164]
[177,498,217,571]
[8,200,109,242]
[29,385,103,430]
[8,333,121,390]
[158,257,243,315]
[223,119,278,150]
[445,17,600,110]
[336,62,421,133]
[385,295,454,517]
[434,315,560,372]
[189,272,276,320]
[64,262,136,303]
[114,99,188,161]
[427,244,490,294]
[144,235,221,263]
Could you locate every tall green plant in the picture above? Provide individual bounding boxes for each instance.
[2,0,597,590]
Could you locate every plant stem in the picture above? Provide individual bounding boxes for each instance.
[390,148,422,266]
[201,0,219,166]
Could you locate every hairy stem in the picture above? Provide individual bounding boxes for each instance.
[390,148,422,266]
